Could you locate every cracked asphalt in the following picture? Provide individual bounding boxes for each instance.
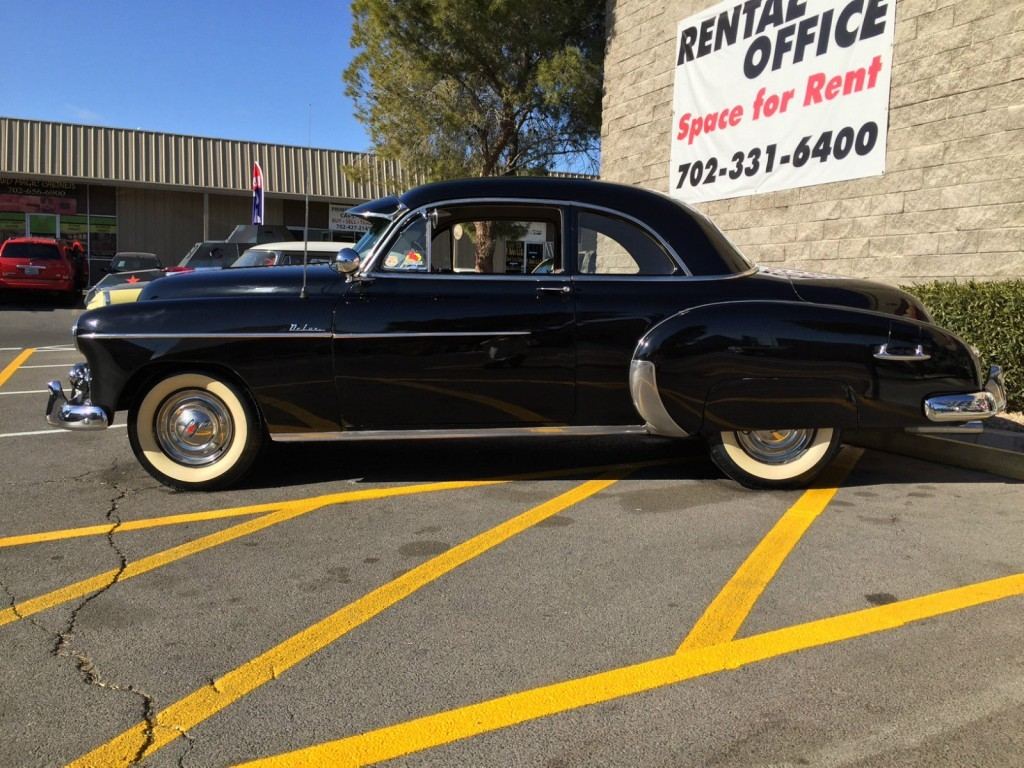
[1,301,1023,768]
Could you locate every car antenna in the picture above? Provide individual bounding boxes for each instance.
[300,103,311,299]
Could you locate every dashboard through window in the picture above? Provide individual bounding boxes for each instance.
[379,205,562,276]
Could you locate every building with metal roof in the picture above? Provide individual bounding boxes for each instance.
[0,116,415,272]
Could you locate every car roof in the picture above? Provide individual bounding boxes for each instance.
[243,241,345,252]
[114,251,158,258]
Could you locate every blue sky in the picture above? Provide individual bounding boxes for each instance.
[0,0,372,152]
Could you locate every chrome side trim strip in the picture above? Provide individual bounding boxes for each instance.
[332,330,531,339]
[368,272,570,283]
[270,425,648,443]
[628,360,689,438]
[78,332,332,340]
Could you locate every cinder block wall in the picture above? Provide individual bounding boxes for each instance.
[601,0,1024,282]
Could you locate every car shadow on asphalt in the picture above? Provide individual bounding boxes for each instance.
[238,435,721,490]
[232,436,1018,492]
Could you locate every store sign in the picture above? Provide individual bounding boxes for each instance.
[669,0,895,203]
[0,177,79,214]
[329,205,372,233]
[0,177,77,197]
[513,221,548,243]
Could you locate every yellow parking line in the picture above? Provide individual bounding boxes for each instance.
[0,348,35,389]
[677,446,863,652]
[68,476,623,767]
[0,503,287,549]
[0,480,501,629]
[234,572,1024,768]
[0,458,675,550]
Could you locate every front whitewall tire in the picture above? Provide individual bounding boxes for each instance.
[129,372,262,490]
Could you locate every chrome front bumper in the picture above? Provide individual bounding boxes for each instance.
[924,365,1008,423]
[45,363,109,431]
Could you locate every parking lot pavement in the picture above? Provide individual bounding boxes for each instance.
[1,306,1022,767]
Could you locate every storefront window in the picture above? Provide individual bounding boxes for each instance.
[0,213,23,245]
[62,215,117,257]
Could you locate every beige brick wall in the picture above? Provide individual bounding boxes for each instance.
[601,0,1024,282]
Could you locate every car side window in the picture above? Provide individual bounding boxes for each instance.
[577,211,677,276]
[432,206,561,275]
[378,205,562,276]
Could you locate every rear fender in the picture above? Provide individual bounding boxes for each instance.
[631,301,979,434]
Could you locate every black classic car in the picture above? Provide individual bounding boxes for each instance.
[46,178,1006,490]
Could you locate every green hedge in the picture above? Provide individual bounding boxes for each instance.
[901,280,1024,412]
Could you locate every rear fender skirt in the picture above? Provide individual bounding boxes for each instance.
[631,300,980,434]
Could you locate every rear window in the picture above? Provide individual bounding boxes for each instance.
[2,243,62,260]
[113,256,158,271]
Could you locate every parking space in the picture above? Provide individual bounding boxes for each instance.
[1,308,1022,767]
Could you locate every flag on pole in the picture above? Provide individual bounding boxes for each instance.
[251,161,264,225]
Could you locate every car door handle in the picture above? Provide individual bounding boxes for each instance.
[536,285,572,295]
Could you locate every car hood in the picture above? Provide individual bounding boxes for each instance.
[759,266,931,322]
[138,265,340,301]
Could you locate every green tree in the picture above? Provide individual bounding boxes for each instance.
[344,0,605,270]
[345,0,604,178]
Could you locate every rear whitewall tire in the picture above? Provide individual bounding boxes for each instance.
[709,428,842,489]
[128,372,262,491]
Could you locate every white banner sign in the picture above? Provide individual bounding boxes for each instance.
[669,0,895,203]
[329,205,372,233]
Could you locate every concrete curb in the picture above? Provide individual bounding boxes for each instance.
[846,430,1024,481]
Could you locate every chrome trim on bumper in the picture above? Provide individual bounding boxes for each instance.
[45,364,109,431]
[924,365,1007,423]
[628,360,688,438]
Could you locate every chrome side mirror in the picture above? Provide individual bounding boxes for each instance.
[332,247,361,277]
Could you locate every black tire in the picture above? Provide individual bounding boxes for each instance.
[128,372,263,491]
[707,428,842,490]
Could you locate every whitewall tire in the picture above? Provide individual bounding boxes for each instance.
[128,372,263,490]
[708,428,841,489]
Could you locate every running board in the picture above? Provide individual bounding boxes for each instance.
[270,425,650,443]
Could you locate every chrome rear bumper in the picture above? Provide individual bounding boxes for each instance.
[924,365,1007,423]
[45,363,109,431]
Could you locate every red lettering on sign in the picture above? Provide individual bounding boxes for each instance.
[804,54,884,106]
[676,104,744,146]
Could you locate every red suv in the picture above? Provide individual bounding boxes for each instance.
[0,237,79,300]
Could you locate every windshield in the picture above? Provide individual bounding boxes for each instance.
[180,243,235,269]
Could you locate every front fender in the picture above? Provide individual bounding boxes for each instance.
[75,296,339,433]
[632,300,980,434]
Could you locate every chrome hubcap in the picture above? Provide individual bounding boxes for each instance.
[155,390,233,466]
[735,429,815,465]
